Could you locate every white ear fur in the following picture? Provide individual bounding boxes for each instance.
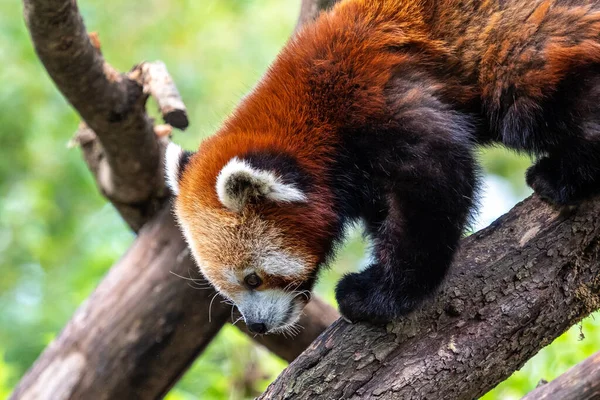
[216,157,307,212]
[165,142,184,195]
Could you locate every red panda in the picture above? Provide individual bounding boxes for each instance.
[166,0,600,334]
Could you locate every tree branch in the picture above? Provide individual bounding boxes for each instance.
[11,208,226,399]
[23,0,164,232]
[260,196,600,399]
[522,351,600,400]
[130,61,189,130]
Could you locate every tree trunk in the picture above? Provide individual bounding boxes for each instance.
[260,197,600,400]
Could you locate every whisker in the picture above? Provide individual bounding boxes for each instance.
[291,290,311,301]
[282,281,303,294]
[283,281,298,293]
[187,282,212,290]
[208,292,219,323]
[290,325,300,337]
[169,270,207,284]
[171,271,215,291]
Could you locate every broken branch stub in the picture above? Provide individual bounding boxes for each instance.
[130,61,189,131]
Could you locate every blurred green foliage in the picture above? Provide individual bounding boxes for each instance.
[0,1,597,399]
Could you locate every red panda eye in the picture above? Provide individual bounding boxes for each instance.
[244,273,262,289]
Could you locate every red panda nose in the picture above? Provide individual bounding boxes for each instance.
[247,322,267,334]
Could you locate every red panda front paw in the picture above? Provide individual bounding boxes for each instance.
[526,157,577,206]
[335,270,416,325]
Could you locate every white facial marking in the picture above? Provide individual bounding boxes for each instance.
[216,157,307,212]
[270,299,305,335]
[224,269,239,286]
[165,142,184,194]
[260,251,307,279]
[234,289,303,332]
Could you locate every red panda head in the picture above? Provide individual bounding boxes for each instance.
[165,141,331,335]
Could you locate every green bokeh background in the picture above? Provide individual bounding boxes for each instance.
[0,1,598,399]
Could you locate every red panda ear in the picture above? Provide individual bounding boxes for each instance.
[165,142,194,195]
[216,157,307,212]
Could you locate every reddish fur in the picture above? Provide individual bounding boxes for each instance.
[179,1,429,268]
[177,0,600,291]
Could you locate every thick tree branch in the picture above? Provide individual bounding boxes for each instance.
[522,351,600,400]
[11,208,226,400]
[260,196,600,399]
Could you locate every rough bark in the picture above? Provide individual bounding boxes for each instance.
[521,351,600,400]
[260,197,600,400]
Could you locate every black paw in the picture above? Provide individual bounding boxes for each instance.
[335,269,417,325]
[526,158,578,206]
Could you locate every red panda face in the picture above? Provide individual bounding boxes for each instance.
[165,143,318,334]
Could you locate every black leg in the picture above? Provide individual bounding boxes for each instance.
[523,67,600,205]
[335,135,477,324]
[527,142,600,206]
